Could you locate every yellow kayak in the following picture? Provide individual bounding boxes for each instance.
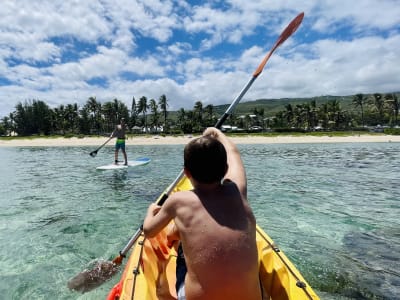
[107,176,319,300]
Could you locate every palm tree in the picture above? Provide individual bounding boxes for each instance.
[84,96,102,134]
[319,103,330,129]
[352,94,366,127]
[372,93,384,124]
[78,106,91,134]
[204,104,215,127]
[309,100,318,129]
[328,99,342,129]
[283,104,294,127]
[177,108,194,133]
[184,110,195,133]
[113,98,129,122]
[385,93,399,126]
[102,101,115,132]
[130,96,138,128]
[193,101,203,132]
[137,96,148,132]
[158,94,168,132]
[65,103,79,133]
[177,108,186,126]
[293,104,304,129]
[149,99,160,131]
[253,107,265,129]
[54,104,67,134]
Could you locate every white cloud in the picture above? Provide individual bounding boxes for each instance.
[0,0,399,118]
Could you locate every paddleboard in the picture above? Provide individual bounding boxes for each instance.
[96,157,151,170]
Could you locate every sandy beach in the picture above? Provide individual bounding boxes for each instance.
[1,134,399,147]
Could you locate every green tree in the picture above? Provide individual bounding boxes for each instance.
[319,103,330,129]
[385,93,399,126]
[137,96,148,132]
[78,106,91,134]
[1,114,13,135]
[372,93,384,124]
[158,94,169,132]
[113,98,129,123]
[327,99,342,129]
[65,103,79,133]
[309,100,318,129]
[149,99,160,131]
[102,101,115,133]
[84,97,102,134]
[352,94,367,127]
[283,104,294,127]
[252,107,265,128]
[130,96,138,128]
[177,108,193,133]
[53,104,67,134]
[204,104,215,127]
[13,100,52,135]
[193,101,203,132]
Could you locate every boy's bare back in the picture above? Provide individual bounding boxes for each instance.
[144,128,261,300]
[168,183,260,300]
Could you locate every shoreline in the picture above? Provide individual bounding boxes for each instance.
[1,134,399,147]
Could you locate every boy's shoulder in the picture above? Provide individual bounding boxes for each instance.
[169,189,194,200]
[166,189,196,206]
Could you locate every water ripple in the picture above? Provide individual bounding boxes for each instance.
[1,143,399,299]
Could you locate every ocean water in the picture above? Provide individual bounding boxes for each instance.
[0,142,399,299]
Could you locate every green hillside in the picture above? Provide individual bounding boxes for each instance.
[214,95,361,117]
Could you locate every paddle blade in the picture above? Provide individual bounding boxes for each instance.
[253,12,304,77]
[89,151,97,157]
[112,254,124,265]
[274,12,304,51]
[67,260,119,293]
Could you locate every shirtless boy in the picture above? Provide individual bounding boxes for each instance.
[143,127,261,300]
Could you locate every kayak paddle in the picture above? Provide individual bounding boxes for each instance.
[68,11,304,293]
[89,136,113,157]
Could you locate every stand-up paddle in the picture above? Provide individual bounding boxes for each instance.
[68,11,304,293]
[89,136,113,157]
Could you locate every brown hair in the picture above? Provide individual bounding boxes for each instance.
[184,136,227,183]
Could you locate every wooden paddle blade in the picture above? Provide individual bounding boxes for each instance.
[112,254,124,265]
[67,260,119,293]
[274,12,304,50]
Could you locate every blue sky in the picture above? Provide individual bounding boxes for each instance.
[1,0,399,118]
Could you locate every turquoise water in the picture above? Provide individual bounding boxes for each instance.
[0,142,399,299]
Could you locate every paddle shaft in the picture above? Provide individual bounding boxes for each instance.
[90,136,113,156]
[115,12,305,261]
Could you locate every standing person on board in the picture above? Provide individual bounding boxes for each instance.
[143,127,261,300]
[110,118,128,165]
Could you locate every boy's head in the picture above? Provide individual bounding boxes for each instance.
[184,136,227,184]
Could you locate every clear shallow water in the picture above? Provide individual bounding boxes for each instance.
[0,142,399,299]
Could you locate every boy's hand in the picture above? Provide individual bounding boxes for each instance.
[203,127,223,139]
[147,203,161,216]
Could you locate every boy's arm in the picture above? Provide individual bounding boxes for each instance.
[143,201,174,238]
[203,127,247,198]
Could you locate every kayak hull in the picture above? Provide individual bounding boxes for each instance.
[108,177,319,299]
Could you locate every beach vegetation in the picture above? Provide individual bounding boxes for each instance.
[1,92,399,137]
